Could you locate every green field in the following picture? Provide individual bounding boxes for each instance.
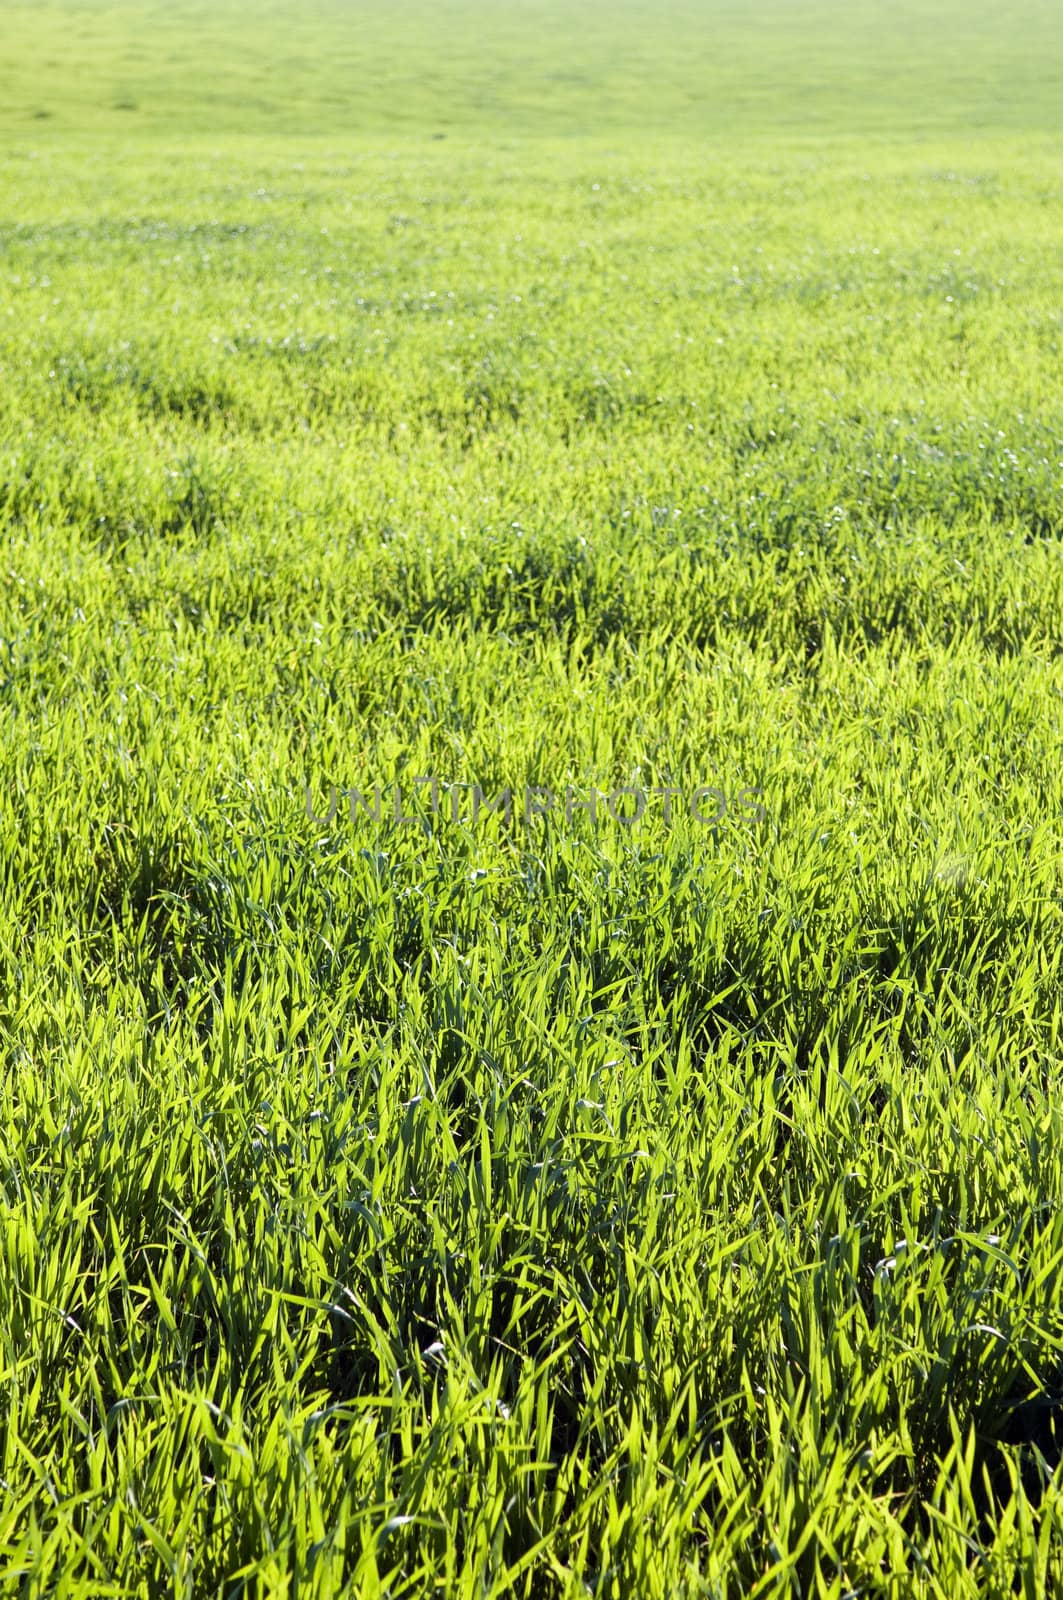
[2,1,1063,1593]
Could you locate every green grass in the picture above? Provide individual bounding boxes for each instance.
[2,0,1062,139]
[2,1,1063,1593]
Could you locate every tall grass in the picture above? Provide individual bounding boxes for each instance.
[1,1,1063,1592]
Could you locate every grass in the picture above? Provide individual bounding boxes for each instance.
[1,0,1063,1593]
[2,0,1062,139]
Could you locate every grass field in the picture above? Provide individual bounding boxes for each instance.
[2,1,1063,1593]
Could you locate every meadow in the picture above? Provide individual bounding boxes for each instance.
[1,1,1063,1593]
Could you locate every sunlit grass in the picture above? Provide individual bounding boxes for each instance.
[1,1,1063,1592]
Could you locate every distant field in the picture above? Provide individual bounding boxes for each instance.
[2,2,1063,1595]
[2,0,1062,139]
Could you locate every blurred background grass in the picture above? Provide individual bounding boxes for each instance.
[2,0,1061,142]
